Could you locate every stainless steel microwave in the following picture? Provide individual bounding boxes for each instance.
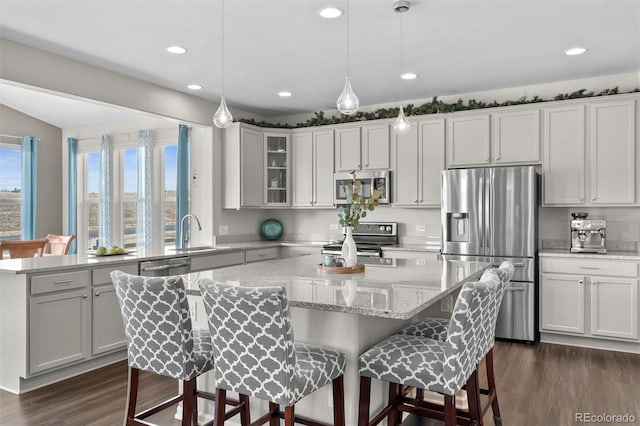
[334,171,390,205]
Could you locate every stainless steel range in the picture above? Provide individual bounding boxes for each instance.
[322,222,398,263]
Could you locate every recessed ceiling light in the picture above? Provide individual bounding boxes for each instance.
[166,46,187,54]
[319,7,343,18]
[565,47,587,56]
[401,72,418,80]
[278,91,293,97]
[187,84,202,90]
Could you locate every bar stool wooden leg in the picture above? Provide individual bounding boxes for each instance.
[268,402,279,426]
[444,394,456,426]
[284,406,295,426]
[214,388,227,426]
[239,394,250,426]
[358,376,372,426]
[182,379,194,426]
[332,375,346,426]
[466,370,481,426]
[125,367,139,425]
[388,383,401,426]
[486,349,502,424]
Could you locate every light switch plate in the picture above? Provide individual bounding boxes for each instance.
[416,224,426,232]
[330,223,339,231]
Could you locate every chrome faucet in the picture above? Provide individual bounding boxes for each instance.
[179,214,202,249]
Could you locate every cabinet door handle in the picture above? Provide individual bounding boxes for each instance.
[55,279,73,285]
[495,156,500,161]
[95,291,101,297]
[579,266,600,270]
[578,280,583,285]
[592,196,597,201]
[591,280,597,285]
[82,294,88,299]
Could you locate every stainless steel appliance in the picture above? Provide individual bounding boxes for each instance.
[334,171,390,205]
[441,166,537,342]
[322,222,398,266]
[570,213,607,253]
[139,256,191,276]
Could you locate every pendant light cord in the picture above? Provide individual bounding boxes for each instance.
[221,0,225,97]
[346,0,350,77]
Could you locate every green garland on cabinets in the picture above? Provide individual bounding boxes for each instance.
[237,86,638,129]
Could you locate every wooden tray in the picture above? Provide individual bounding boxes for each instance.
[317,263,365,274]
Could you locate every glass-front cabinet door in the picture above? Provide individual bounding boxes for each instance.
[264,134,290,206]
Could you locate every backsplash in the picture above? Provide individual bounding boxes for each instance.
[542,239,639,252]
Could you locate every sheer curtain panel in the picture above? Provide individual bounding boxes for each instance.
[136,130,152,250]
[99,134,111,247]
[67,137,78,253]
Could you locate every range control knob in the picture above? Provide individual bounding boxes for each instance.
[379,226,385,231]
[386,226,392,232]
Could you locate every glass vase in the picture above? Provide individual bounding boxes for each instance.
[341,226,358,267]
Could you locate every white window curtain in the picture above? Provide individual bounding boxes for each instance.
[99,134,111,247]
[136,130,152,250]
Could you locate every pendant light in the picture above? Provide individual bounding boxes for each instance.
[336,0,359,115]
[393,0,411,134]
[213,0,233,128]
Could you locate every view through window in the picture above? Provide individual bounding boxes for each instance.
[0,145,21,240]
[122,148,138,249]
[86,152,100,249]
[164,145,177,246]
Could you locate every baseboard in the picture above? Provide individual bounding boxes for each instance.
[540,333,640,354]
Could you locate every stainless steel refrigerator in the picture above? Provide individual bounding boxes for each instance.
[441,166,537,342]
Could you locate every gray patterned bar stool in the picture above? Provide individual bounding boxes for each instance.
[111,270,241,426]
[357,277,494,426]
[198,279,346,426]
[398,262,514,425]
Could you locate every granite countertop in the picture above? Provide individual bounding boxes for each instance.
[539,249,640,261]
[183,254,488,319]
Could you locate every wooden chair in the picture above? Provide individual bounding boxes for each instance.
[45,234,76,255]
[0,238,48,259]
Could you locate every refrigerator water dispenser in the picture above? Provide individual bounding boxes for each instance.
[446,212,469,242]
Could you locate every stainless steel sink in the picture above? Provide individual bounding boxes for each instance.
[170,245,228,252]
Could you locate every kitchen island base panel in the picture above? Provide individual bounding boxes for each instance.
[195,308,409,425]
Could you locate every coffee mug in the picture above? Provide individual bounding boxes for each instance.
[323,254,336,267]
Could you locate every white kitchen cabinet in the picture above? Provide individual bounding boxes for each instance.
[335,124,390,172]
[293,130,335,207]
[223,123,263,209]
[245,247,279,263]
[190,251,246,272]
[543,96,638,207]
[335,127,361,171]
[542,105,585,205]
[590,277,639,340]
[29,288,91,374]
[446,113,491,167]
[92,284,126,355]
[362,123,390,170]
[540,256,640,343]
[540,273,585,334]
[393,118,445,207]
[264,133,290,206]
[492,109,541,164]
[589,99,636,205]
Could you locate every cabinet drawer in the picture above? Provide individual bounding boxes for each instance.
[31,270,91,295]
[92,263,139,285]
[246,247,279,263]
[541,258,639,278]
[191,251,245,272]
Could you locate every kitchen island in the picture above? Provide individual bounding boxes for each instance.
[181,254,489,425]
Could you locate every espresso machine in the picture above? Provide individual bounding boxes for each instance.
[570,212,607,254]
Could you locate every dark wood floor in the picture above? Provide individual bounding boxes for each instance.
[1,341,639,426]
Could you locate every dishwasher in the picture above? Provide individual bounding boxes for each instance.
[139,256,191,276]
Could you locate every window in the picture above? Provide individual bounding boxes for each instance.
[85,151,100,249]
[0,144,21,240]
[122,148,138,249]
[164,144,178,246]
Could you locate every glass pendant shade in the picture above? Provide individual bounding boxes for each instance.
[213,95,233,128]
[393,106,411,134]
[337,76,359,115]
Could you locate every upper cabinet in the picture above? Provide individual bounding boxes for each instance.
[264,133,290,207]
[589,99,636,205]
[393,118,445,207]
[335,123,390,172]
[446,114,491,167]
[543,96,638,207]
[492,109,541,164]
[223,124,263,209]
[446,108,541,168]
[293,130,334,208]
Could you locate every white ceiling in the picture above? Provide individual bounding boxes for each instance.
[0,0,639,126]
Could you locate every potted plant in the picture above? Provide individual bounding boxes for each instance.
[337,171,383,267]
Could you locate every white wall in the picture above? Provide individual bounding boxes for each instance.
[0,104,63,238]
